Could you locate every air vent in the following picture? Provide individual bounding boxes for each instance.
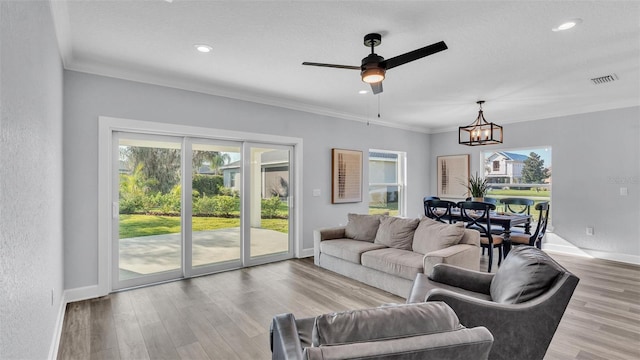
[591,74,618,85]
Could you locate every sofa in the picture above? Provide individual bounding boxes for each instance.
[270,301,494,360]
[314,213,481,297]
[406,246,580,360]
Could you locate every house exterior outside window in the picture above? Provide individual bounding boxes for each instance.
[368,150,406,217]
[485,151,529,183]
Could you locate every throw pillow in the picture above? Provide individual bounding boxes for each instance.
[311,302,461,347]
[411,217,465,254]
[344,213,383,242]
[490,246,563,304]
[374,216,420,250]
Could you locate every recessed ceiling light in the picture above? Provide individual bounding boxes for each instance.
[194,44,212,53]
[358,90,368,94]
[552,18,582,32]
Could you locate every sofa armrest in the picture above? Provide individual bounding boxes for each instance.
[459,228,481,246]
[423,244,481,275]
[314,226,346,241]
[313,226,346,265]
[271,313,304,360]
[429,263,494,295]
[426,274,578,360]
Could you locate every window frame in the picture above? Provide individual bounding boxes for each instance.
[368,149,407,217]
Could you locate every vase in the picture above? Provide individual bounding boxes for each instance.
[472,197,484,202]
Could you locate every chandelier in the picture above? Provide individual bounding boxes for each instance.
[458,101,503,146]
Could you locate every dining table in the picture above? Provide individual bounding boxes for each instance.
[445,210,532,256]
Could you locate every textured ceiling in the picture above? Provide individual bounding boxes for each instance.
[50,0,640,132]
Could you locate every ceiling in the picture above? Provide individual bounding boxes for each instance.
[50,0,640,133]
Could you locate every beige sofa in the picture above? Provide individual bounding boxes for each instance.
[314,214,480,297]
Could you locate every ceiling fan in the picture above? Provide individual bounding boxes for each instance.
[302,33,447,95]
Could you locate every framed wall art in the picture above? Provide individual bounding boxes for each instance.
[437,154,470,199]
[331,148,362,203]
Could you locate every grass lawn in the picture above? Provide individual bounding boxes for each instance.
[487,189,550,198]
[119,214,288,238]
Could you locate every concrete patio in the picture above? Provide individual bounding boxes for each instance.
[119,227,288,279]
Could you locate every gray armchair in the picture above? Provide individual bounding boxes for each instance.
[407,246,579,360]
[270,301,494,360]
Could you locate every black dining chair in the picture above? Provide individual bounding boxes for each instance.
[424,199,457,223]
[501,197,534,215]
[457,201,503,272]
[491,197,535,235]
[509,202,550,249]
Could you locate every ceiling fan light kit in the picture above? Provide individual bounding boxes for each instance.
[458,101,503,146]
[302,33,447,95]
[361,67,385,83]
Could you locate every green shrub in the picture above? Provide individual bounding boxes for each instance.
[213,195,238,217]
[261,196,282,218]
[194,196,217,215]
[217,186,240,197]
[119,195,144,214]
[192,175,223,197]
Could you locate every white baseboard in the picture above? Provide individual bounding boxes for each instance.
[48,291,68,360]
[543,233,640,265]
[298,248,314,258]
[581,249,640,265]
[64,284,102,303]
[48,285,102,359]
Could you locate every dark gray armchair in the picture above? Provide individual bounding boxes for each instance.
[407,246,579,360]
[270,301,494,360]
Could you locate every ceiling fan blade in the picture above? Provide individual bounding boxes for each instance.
[370,81,383,95]
[302,62,360,70]
[383,41,448,70]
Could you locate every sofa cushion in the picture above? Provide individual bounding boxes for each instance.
[361,248,424,280]
[311,302,461,347]
[319,239,387,264]
[490,246,563,304]
[345,214,383,242]
[374,217,420,250]
[412,217,465,255]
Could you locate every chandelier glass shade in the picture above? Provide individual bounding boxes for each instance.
[459,101,503,146]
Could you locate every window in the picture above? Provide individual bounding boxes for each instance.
[368,150,406,216]
[481,147,551,217]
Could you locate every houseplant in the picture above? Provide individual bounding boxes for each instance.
[466,172,489,201]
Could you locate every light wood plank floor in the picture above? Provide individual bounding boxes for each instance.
[58,252,640,360]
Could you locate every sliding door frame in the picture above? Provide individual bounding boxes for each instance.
[242,142,295,267]
[98,116,303,296]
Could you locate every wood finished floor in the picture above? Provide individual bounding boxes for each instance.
[58,252,640,360]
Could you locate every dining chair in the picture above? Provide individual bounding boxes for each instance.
[500,197,534,215]
[456,201,503,272]
[509,202,550,249]
[424,199,457,223]
[491,197,535,235]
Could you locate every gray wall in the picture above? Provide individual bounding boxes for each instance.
[0,1,65,359]
[429,107,640,259]
[63,71,430,290]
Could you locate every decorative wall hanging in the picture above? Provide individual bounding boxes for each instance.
[331,149,363,203]
[437,154,470,199]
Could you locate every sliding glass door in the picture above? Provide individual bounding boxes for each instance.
[244,144,293,265]
[114,133,183,288]
[185,139,243,277]
[112,133,293,290]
